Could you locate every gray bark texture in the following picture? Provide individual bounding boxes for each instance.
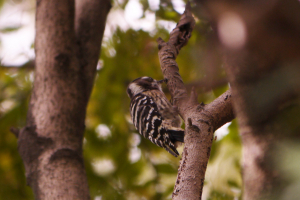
[157,3,235,200]
[12,0,111,199]
[196,0,300,199]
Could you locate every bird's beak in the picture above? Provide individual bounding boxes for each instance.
[157,79,166,84]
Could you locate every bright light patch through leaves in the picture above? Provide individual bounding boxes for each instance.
[215,122,231,141]
[95,124,112,139]
[92,158,116,176]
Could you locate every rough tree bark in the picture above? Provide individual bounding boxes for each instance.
[196,0,300,199]
[10,0,111,199]
[157,3,235,199]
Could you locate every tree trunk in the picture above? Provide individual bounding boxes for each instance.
[13,0,111,199]
[196,0,300,199]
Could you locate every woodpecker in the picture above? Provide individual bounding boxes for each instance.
[127,76,184,157]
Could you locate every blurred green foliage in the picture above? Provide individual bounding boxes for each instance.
[0,69,33,200]
[0,0,241,199]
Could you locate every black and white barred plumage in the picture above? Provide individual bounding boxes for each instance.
[127,76,184,157]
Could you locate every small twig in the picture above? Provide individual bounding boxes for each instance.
[10,127,20,138]
[187,117,201,132]
[188,118,193,127]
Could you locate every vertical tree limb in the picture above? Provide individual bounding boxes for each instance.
[157,3,234,199]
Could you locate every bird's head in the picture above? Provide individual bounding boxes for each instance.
[127,76,165,98]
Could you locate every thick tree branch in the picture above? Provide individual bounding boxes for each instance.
[157,3,234,199]
[156,2,195,109]
[205,89,233,130]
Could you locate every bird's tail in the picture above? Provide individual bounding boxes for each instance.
[167,127,184,144]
